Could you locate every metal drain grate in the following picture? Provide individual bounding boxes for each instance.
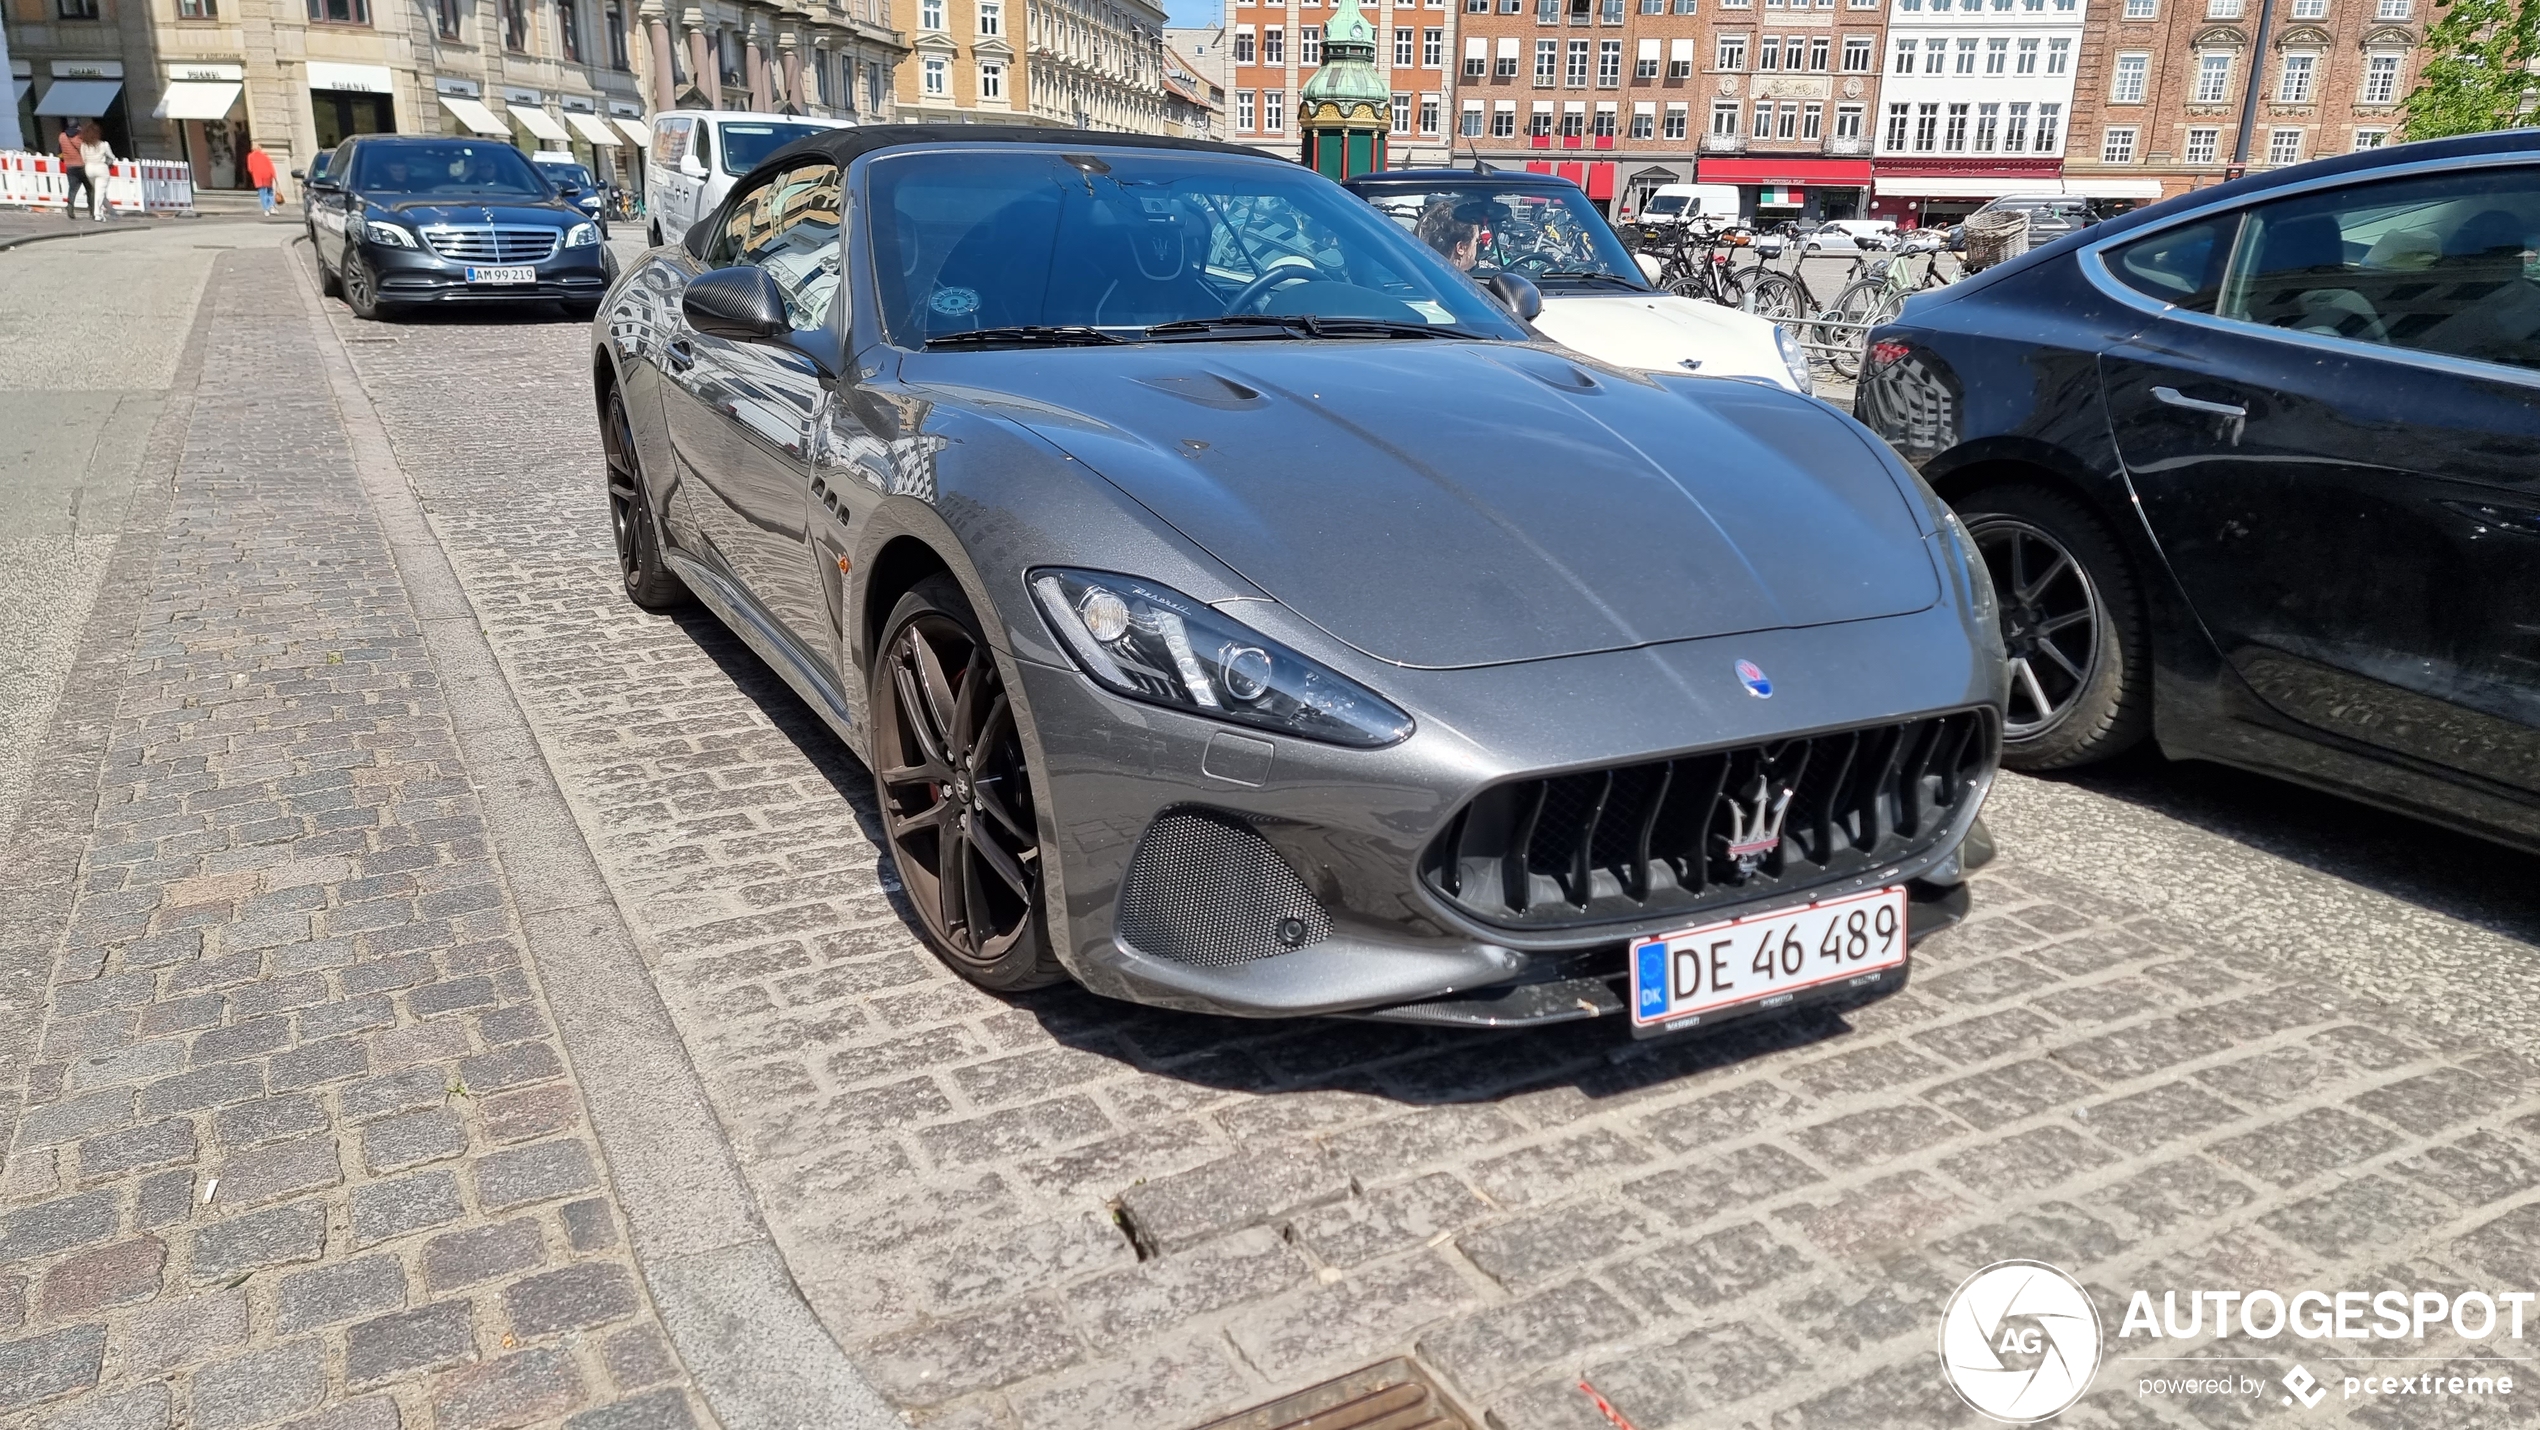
[1186,1358,1474,1430]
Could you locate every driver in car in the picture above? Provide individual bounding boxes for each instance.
[1417,199,1485,272]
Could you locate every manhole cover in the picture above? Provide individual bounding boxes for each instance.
[1187,1357,1474,1430]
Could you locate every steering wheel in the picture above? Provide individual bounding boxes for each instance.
[1505,251,1559,276]
[1227,263,1319,314]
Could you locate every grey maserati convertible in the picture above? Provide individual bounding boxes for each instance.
[591,125,2006,1035]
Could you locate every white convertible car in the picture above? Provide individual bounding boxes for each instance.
[1347,170,1816,396]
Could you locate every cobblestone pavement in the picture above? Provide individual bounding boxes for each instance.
[306,250,2540,1430]
[0,241,711,1428]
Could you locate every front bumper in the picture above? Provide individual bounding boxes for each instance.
[1011,596,2004,1029]
[361,238,611,306]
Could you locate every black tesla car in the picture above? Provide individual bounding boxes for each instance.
[592,125,2003,1030]
[309,135,613,321]
[1857,131,2540,853]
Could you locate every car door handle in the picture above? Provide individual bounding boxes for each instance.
[666,339,695,372]
[2150,386,2246,418]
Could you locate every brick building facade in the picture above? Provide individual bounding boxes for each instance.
[1226,0,1457,166]
[2060,0,2423,202]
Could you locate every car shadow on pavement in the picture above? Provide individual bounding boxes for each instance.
[2052,745,2540,944]
[657,599,1873,1108]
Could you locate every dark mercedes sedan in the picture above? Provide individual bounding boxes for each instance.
[1857,132,2540,854]
[594,125,2003,1033]
[310,136,612,321]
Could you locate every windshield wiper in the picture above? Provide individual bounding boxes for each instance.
[1533,269,1648,289]
[925,325,1126,349]
[1143,314,1481,341]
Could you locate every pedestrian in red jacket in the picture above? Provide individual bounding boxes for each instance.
[245,144,278,216]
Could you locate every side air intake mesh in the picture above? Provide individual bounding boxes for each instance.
[1116,809,1331,968]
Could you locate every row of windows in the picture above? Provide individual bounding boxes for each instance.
[917,55,1007,99]
[282,0,631,65]
[914,0,1000,31]
[2109,49,2400,105]
[1895,0,2079,10]
[1233,25,1443,65]
[1889,35,2071,75]
[2118,0,2409,15]
[1878,98,2062,150]
[2093,123,2387,163]
[1457,98,1705,138]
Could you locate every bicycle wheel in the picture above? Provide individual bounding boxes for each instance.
[1742,270,1807,321]
[1817,278,1891,381]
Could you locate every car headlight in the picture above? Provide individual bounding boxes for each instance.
[564,222,601,248]
[1029,568,1414,749]
[355,217,416,248]
[1775,323,1815,396]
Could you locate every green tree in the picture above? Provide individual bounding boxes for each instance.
[2405,0,2540,137]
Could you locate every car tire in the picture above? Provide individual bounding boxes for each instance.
[1956,484,2151,771]
[341,248,390,322]
[873,575,1068,993]
[602,388,691,612]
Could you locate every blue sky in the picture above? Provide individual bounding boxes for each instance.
[1165,0,1220,27]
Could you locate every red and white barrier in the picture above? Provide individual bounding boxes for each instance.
[0,151,196,214]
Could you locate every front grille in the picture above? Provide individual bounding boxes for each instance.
[1421,709,1995,930]
[1116,809,1332,968]
[418,225,560,264]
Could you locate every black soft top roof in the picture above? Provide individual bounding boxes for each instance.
[765,123,1272,172]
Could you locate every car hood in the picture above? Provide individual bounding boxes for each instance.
[1527,293,1798,390]
[925,342,1937,670]
[368,198,577,225]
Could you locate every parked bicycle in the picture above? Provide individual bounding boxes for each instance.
[1816,239,1953,379]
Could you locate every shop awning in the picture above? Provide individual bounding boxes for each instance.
[1876,177,2056,198]
[2062,178,2166,199]
[1699,157,1872,187]
[614,117,652,147]
[565,110,623,146]
[154,81,241,121]
[438,94,510,137]
[510,105,572,144]
[306,62,392,94]
[35,80,122,117]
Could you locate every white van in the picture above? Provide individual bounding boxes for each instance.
[1636,183,1742,231]
[645,110,855,247]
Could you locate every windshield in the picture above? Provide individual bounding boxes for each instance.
[353,141,550,198]
[538,162,596,188]
[721,122,832,176]
[1644,195,1686,215]
[868,148,1527,346]
[1360,183,1649,291]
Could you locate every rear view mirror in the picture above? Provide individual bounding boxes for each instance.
[683,265,790,343]
[289,168,305,181]
[680,154,709,179]
[1485,272,1544,322]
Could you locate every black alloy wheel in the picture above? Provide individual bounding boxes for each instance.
[874,577,1064,991]
[1960,485,2150,770]
[602,390,689,609]
[342,247,387,322]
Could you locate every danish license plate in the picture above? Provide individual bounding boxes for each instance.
[1631,885,1908,1031]
[466,265,536,284]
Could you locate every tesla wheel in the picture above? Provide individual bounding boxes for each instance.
[874,576,1065,992]
[602,389,690,610]
[342,249,389,322]
[1958,485,2150,770]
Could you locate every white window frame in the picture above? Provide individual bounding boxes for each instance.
[2183,125,2219,164]
[2193,50,2232,104]
[977,60,1003,99]
[2361,52,2399,104]
[2100,124,2136,163]
[921,54,948,93]
[2351,127,2387,149]
[2265,126,2302,164]
[2278,51,2315,103]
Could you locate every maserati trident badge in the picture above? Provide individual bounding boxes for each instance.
[1736,659,1773,698]
[1721,778,1794,878]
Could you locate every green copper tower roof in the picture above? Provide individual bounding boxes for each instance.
[1300,0,1388,107]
